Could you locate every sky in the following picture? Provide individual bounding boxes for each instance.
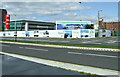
[0,1,119,24]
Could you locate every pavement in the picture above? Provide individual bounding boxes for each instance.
[0,36,120,48]
[0,42,120,76]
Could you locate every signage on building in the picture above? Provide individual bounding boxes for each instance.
[5,14,10,30]
[56,21,94,30]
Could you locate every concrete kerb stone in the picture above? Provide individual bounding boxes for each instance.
[0,41,119,52]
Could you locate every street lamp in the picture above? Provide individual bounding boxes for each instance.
[14,15,17,41]
[98,10,102,37]
[79,2,82,21]
[79,2,82,38]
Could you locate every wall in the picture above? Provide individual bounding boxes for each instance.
[98,29,112,37]
[0,29,95,38]
[103,22,120,31]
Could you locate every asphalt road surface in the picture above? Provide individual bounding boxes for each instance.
[1,42,120,71]
[0,37,120,47]
[1,54,84,75]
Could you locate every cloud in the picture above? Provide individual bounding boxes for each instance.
[64,12,78,16]
[48,13,118,24]
[104,17,118,22]
[2,0,119,2]
[3,2,92,20]
[2,2,118,23]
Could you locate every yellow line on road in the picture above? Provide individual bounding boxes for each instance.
[1,41,120,52]
[0,51,119,73]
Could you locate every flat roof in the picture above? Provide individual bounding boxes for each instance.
[11,20,56,24]
[56,21,92,24]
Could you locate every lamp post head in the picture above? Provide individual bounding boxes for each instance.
[79,2,82,4]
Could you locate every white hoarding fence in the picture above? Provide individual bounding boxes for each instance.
[0,29,96,38]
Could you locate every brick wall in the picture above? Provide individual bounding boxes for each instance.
[103,22,120,31]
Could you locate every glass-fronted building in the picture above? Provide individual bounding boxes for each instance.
[4,20,56,31]
[0,9,7,31]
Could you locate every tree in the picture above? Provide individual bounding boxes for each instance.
[85,24,94,29]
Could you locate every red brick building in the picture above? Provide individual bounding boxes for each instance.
[99,21,120,31]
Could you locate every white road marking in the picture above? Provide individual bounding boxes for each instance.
[82,42,102,44]
[92,43,102,44]
[68,52,119,58]
[0,51,118,75]
[82,42,89,43]
[25,47,48,51]
[60,41,70,43]
[1,45,10,47]
[19,47,23,48]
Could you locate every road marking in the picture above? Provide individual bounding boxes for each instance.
[0,41,119,52]
[1,45,10,47]
[0,51,119,75]
[92,43,102,44]
[68,52,119,58]
[82,42,89,43]
[19,47,23,48]
[60,41,70,43]
[25,47,48,51]
[82,42,102,44]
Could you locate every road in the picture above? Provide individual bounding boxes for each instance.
[1,54,84,75]
[1,42,120,71]
[0,37,120,47]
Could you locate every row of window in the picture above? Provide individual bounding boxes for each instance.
[10,27,21,29]
[10,23,22,25]
[9,27,54,30]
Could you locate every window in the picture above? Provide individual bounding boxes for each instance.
[10,27,14,29]
[17,27,21,29]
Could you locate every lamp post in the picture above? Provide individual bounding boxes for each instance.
[98,10,102,37]
[79,2,82,38]
[14,15,17,41]
[79,2,82,21]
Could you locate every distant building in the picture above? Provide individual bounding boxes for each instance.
[99,19,120,31]
[103,22,120,31]
[4,20,56,31]
[0,9,7,31]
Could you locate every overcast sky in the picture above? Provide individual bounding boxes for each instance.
[0,1,119,24]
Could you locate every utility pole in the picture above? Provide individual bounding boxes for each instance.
[98,10,102,37]
[14,15,17,41]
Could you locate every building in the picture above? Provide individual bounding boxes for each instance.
[99,19,120,31]
[0,9,7,31]
[99,21,120,36]
[103,22,120,31]
[4,20,56,31]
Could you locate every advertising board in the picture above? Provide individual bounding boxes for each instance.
[56,21,94,30]
[72,30,80,38]
[0,29,96,38]
[89,29,95,38]
[64,30,72,38]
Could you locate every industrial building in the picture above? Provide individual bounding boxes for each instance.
[4,20,56,31]
[99,20,120,36]
[103,22,120,31]
[0,9,7,31]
